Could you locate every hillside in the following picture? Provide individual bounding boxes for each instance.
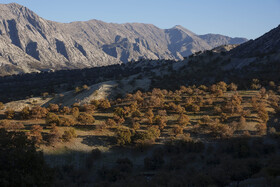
[0,3,247,76]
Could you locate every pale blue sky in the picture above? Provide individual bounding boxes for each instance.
[1,0,279,39]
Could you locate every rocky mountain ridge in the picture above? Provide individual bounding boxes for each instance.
[0,3,247,76]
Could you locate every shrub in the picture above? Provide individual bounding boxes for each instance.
[31,106,48,119]
[21,106,31,119]
[71,107,80,118]
[29,125,43,145]
[228,83,238,91]
[106,119,117,127]
[45,112,59,125]
[62,128,77,142]
[5,109,15,119]
[131,123,140,131]
[177,114,190,126]
[173,125,184,135]
[48,104,59,112]
[0,102,4,110]
[99,99,111,109]
[77,113,95,125]
[255,123,267,135]
[116,128,132,146]
[47,124,61,145]
[58,116,76,126]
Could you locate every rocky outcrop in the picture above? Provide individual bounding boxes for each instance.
[0,3,247,76]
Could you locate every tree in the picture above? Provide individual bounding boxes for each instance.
[0,102,4,110]
[0,129,54,186]
[177,114,190,126]
[77,113,95,125]
[58,116,76,126]
[255,123,267,135]
[21,106,31,119]
[145,108,154,124]
[228,83,238,91]
[31,106,48,119]
[116,128,132,146]
[45,112,59,125]
[62,128,77,142]
[47,124,61,145]
[154,115,167,130]
[48,104,59,112]
[217,81,227,92]
[173,125,184,135]
[105,119,117,127]
[71,107,80,118]
[5,109,15,119]
[99,99,111,109]
[29,125,43,145]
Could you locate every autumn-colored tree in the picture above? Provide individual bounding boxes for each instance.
[5,109,15,119]
[58,116,76,126]
[113,115,125,125]
[62,128,77,142]
[228,83,238,91]
[60,106,71,114]
[145,108,154,124]
[105,118,117,127]
[45,112,59,125]
[31,106,48,119]
[237,116,246,130]
[21,106,31,119]
[177,114,190,126]
[0,102,4,110]
[29,125,43,145]
[116,128,132,146]
[217,81,227,92]
[82,84,90,90]
[154,115,167,130]
[255,102,269,123]
[99,99,111,109]
[131,109,142,118]
[173,125,184,135]
[90,100,100,108]
[251,79,261,90]
[255,123,267,135]
[71,107,80,118]
[132,122,140,130]
[47,124,61,145]
[146,126,161,141]
[77,113,95,125]
[48,104,59,113]
[114,107,127,118]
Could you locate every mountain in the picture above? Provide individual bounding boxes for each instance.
[0,3,247,76]
[230,24,280,57]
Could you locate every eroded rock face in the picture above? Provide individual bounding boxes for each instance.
[0,3,247,76]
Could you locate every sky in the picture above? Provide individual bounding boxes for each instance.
[0,0,279,39]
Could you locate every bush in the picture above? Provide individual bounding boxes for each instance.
[0,102,4,110]
[173,125,184,135]
[21,106,31,119]
[116,128,132,146]
[48,104,59,113]
[71,107,80,118]
[99,99,111,109]
[58,116,76,126]
[31,106,48,119]
[62,129,77,142]
[77,113,95,125]
[177,114,190,126]
[45,113,59,125]
[5,109,15,119]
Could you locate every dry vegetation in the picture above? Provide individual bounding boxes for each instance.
[1,80,280,186]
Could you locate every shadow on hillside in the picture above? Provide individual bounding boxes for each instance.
[80,135,115,147]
